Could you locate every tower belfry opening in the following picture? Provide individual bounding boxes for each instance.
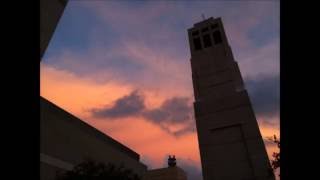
[187,17,275,180]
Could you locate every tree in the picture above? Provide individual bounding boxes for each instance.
[55,159,141,180]
[267,134,280,177]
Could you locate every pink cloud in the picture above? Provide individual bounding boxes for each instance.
[42,2,279,178]
[41,62,279,173]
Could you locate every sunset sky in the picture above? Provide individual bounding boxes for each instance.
[40,1,279,179]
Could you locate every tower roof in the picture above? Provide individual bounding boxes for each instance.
[193,17,216,27]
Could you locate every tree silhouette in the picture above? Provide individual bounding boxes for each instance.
[267,134,280,177]
[55,159,141,180]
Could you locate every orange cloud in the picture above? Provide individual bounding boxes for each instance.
[94,117,201,168]
[41,63,133,118]
[257,117,280,159]
[41,63,279,170]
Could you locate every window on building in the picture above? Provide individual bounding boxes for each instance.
[203,34,212,48]
[192,30,199,36]
[213,31,223,44]
[211,24,218,30]
[193,37,202,51]
[201,27,209,33]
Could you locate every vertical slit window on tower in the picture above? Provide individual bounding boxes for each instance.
[201,27,209,33]
[211,24,218,30]
[192,30,199,36]
[213,31,223,44]
[193,37,202,51]
[203,34,212,48]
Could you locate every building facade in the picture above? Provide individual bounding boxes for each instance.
[142,166,187,180]
[40,97,147,180]
[40,0,68,60]
[188,17,275,180]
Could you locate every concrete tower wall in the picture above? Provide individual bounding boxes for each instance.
[188,17,274,180]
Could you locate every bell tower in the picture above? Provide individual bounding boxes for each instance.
[188,17,275,180]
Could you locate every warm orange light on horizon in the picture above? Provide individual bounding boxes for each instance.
[41,63,279,169]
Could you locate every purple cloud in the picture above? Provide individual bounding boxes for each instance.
[90,90,195,137]
[91,90,145,118]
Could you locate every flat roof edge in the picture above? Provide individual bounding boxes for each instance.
[40,96,140,161]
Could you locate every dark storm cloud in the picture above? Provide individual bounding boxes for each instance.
[143,97,193,124]
[157,121,195,137]
[141,96,194,137]
[91,90,195,136]
[245,75,279,118]
[91,73,279,134]
[91,90,145,118]
[172,124,196,137]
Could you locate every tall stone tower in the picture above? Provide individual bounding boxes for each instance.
[187,17,275,180]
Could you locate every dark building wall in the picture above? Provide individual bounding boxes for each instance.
[40,97,147,180]
[40,0,68,60]
[40,162,65,180]
[142,166,187,180]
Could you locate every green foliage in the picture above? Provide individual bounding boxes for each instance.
[56,159,141,180]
